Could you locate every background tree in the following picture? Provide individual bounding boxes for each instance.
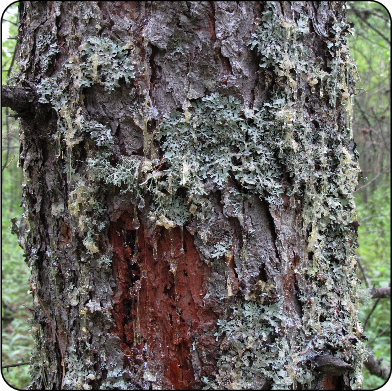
[349,1,390,200]
[2,2,34,389]
[347,2,391,388]
[1,1,388,390]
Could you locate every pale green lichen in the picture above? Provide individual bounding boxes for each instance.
[209,301,287,387]
[37,38,131,149]
[206,2,363,389]
[70,37,135,92]
[158,94,285,202]
[36,36,135,259]
[37,37,59,72]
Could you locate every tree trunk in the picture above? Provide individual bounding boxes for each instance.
[4,1,366,389]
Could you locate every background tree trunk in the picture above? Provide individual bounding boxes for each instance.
[4,1,366,389]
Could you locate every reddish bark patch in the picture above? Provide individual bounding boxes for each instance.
[282,271,296,311]
[206,2,216,43]
[58,222,71,249]
[110,211,218,389]
[321,374,344,390]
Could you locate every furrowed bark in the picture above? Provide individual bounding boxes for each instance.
[12,1,365,390]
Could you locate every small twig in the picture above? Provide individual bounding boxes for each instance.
[356,256,370,288]
[351,7,390,44]
[354,97,373,128]
[365,347,390,380]
[371,286,391,299]
[4,154,16,169]
[29,282,65,389]
[2,18,18,26]
[354,171,385,193]
[22,304,34,312]
[367,325,391,346]
[360,230,387,235]
[2,361,30,369]
[358,214,388,224]
[363,297,380,331]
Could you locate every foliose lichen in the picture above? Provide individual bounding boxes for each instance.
[36,35,136,258]
[85,3,363,385]
[31,1,365,388]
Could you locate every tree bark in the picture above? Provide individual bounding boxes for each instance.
[6,1,366,389]
[1,85,36,114]
[371,286,390,299]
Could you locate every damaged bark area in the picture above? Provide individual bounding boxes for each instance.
[9,1,365,390]
[109,210,218,389]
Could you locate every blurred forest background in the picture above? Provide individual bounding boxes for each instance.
[1,2,390,389]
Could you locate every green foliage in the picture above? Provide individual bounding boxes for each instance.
[1,167,34,384]
[2,211,33,389]
[356,187,390,288]
[348,1,391,389]
[2,2,18,85]
[349,1,390,120]
[355,186,391,389]
[348,0,390,193]
[2,161,33,389]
